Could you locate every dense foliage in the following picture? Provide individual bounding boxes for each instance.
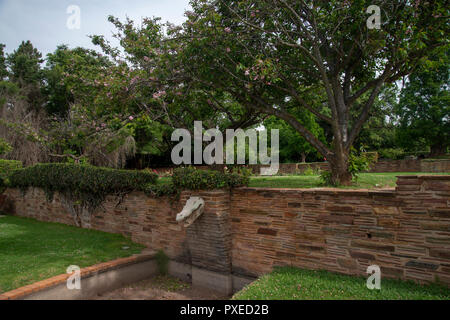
[7,163,250,202]
[395,50,449,156]
[170,0,448,185]
[172,167,250,190]
[0,159,22,182]
[0,1,449,186]
[8,163,158,208]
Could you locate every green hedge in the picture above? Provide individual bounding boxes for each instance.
[7,164,249,204]
[0,160,22,182]
[172,167,250,190]
[8,163,158,207]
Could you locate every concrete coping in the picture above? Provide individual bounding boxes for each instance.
[0,251,156,300]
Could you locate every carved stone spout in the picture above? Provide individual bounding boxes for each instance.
[176,197,205,227]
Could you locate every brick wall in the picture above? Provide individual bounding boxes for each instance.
[230,176,450,284]
[3,175,450,285]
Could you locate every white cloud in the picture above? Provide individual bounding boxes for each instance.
[0,0,190,56]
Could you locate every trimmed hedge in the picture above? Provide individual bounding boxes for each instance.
[143,182,178,197]
[8,163,158,208]
[0,160,22,181]
[7,164,249,204]
[172,167,250,190]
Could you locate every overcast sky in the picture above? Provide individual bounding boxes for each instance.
[0,0,190,56]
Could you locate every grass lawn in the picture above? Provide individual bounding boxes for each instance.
[159,172,449,189]
[248,172,450,189]
[0,216,144,293]
[233,267,450,300]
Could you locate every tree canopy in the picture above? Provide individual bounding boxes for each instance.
[395,50,449,156]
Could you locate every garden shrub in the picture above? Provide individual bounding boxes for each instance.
[319,170,335,186]
[172,166,250,190]
[348,147,373,181]
[0,159,22,182]
[320,148,375,186]
[379,148,405,160]
[155,250,169,276]
[0,138,12,155]
[143,182,178,197]
[8,163,158,209]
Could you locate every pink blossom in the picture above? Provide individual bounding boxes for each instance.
[130,76,140,86]
[96,127,100,131]
[224,27,231,33]
[226,47,231,53]
[245,70,250,76]
[143,56,150,62]
[129,116,134,121]
[153,90,166,99]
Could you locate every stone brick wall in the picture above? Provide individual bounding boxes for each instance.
[230,176,450,285]
[183,190,232,273]
[3,175,450,286]
[420,159,450,173]
[369,159,421,173]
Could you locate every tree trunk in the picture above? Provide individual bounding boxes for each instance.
[430,143,446,158]
[329,152,352,186]
[301,153,306,163]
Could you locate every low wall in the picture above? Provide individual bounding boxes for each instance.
[3,175,450,288]
[230,176,450,285]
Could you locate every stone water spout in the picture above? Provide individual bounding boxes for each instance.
[176,197,205,227]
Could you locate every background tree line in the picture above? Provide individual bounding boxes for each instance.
[0,1,448,185]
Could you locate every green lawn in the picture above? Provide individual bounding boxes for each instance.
[159,172,449,189]
[248,172,450,189]
[0,216,144,293]
[233,267,450,300]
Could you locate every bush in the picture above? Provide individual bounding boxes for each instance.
[0,138,12,155]
[142,182,178,197]
[172,167,250,190]
[155,250,169,275]
[348,147,373,181]
[0,159,22,182]
[8,163,158,208]
[320,148,375,186]
[379,148,405,160]
[319,170,335,186]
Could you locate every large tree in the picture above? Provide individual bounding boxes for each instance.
[395,50,449,156]
[6,41,44,110]
[0,44,8,80]
[173,0,448,184]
